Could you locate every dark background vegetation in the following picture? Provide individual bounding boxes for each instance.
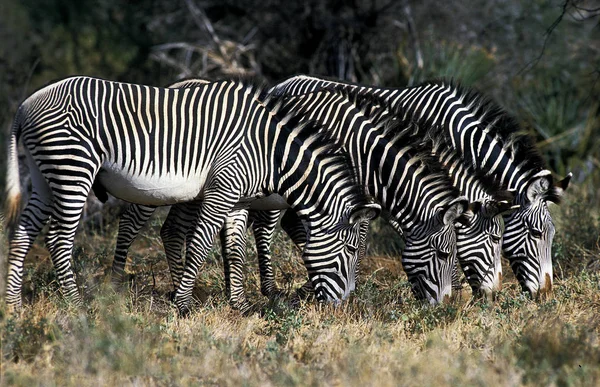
[0,0,598,264]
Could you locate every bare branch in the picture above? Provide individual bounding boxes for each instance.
[518,0,570,75]
[402,1,423,70]
[183,0,227,58]
[150,52,194,78]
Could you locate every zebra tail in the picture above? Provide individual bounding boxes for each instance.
[5,113,23,233]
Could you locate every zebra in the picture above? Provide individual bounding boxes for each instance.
[3,76,380,314]
[271,75,572,297]
[108,81,484,305]
[259,96,518,300]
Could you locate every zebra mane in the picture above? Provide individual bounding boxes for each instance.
[166,77,271,104]
[414,79,547,175]
[165,77,213,88]
[325,84,394,120]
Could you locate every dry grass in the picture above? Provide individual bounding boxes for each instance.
[1,194,600,386]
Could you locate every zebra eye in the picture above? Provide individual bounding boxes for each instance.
[346,244,358,254]
[490,234,502,244]
[530,229,543,239]
[437,250,450,261]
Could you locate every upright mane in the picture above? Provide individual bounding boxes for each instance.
[412,79,547,175]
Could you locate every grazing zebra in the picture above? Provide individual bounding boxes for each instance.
[272,75,572,297]
[261,96,518,299]
[110,82,479,305]
[4,76,380,314]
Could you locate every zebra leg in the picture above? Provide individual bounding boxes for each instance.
[160,202,201,289]
[174,186,240,316]
[280,209,314,299]
[219,209,251,313]
[250,209,281,297]
[5,192,52,309]
[44,191,91,306]
[111,204,156,285]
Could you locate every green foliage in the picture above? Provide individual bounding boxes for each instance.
[401,302,460,335]
[397,41,497,87]
[263,299,304,345]
[515,71,599,176]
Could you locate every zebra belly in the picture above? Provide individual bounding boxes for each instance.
[246,194,289,210]
[97,164,204,206]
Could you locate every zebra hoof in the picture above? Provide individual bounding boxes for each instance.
[177,305,191,318]
[231,299,254,316]
[5,301,23,316]
[167,290,177,303]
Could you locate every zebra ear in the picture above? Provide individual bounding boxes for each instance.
[546,172,572,204]
[526,171,572,203]
[525,172,552,202]
[442,197,469,225]
[483,200,521,217]
[494,201,521,216]
[348,202,381,225]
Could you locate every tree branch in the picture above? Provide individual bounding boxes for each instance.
[518,0,570,75]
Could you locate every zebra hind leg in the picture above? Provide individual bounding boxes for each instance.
[111,204,156,286]
[5,193,52,310]
[44,194,90,307]
[250,209,282,298]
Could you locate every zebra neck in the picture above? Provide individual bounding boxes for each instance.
[364,139,453,231]
[269,128,355,227]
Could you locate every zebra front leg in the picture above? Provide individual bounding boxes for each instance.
[5,193,52,310]
[250,209,281,297]
[111,204,156,285]
[174,187,240,316]
[280,209,314,300]
[220,209,251,313]
[161,202,201,290]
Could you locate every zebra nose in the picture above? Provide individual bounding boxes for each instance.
[496,272,503,291]
[539,272,553,295]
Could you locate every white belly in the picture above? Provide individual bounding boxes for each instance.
[98,163,204,205]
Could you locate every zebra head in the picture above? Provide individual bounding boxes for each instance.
[503,171,571,297]
[402,197,471,305]
[456,199,520,299]
[304,202,381,303]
